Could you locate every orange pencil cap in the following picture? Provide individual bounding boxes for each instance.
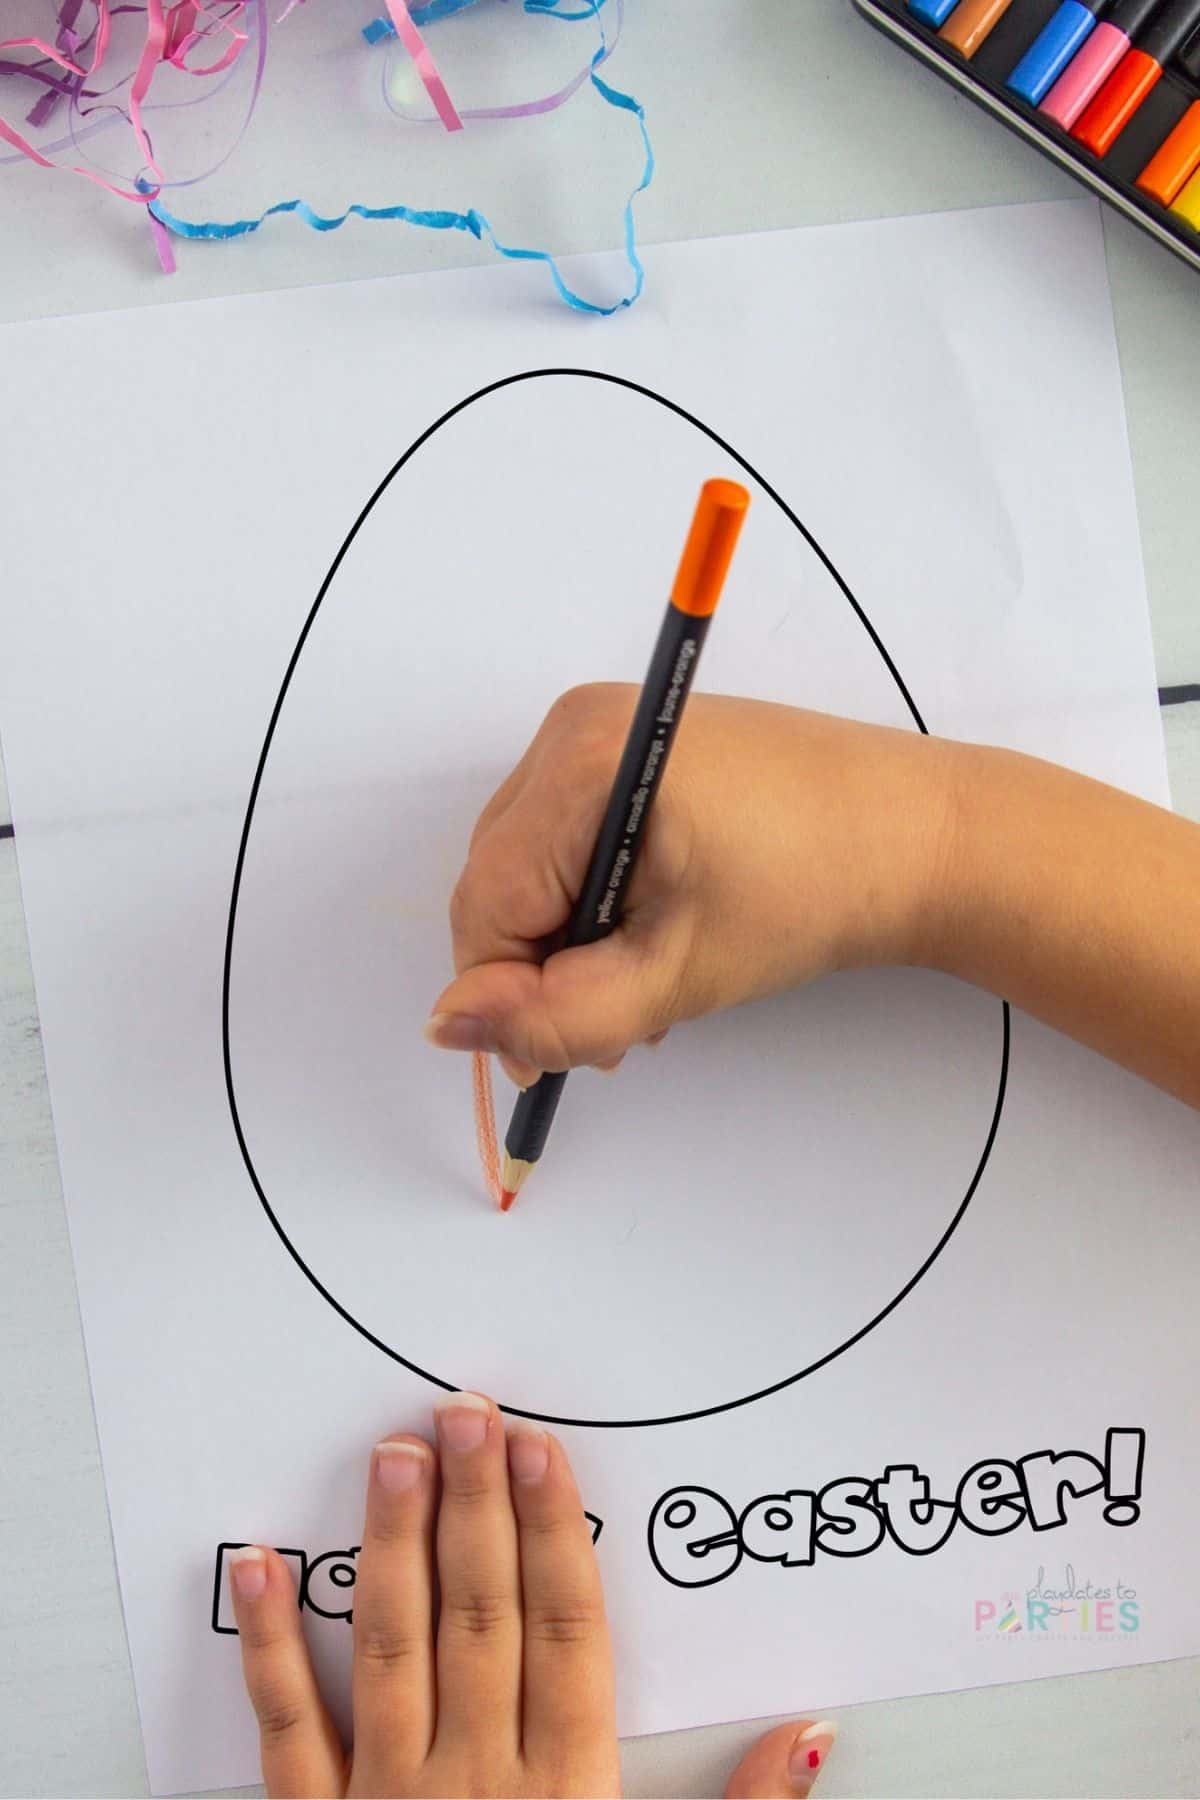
[939,0,1016,58]
[670,478,751,618]
[1137,100,1200,205]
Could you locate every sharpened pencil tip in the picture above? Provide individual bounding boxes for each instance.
[500,1153,535,1209]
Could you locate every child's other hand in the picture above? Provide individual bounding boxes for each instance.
[230,1394,620,1798]
[228,1393,836,1798]
[426,685,954,1085]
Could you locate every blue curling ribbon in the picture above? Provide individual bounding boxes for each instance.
[364,0,608,44]
[409,0,490,23]
[145,46,653,316]
[523,0,609,17]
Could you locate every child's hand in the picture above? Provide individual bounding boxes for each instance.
[426,685,954,1085]
[426,682,1200,1108]
[229,1394,620,1798]
[228,1393,837,1799]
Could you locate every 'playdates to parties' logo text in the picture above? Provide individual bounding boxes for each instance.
[974,1568,1140,1639]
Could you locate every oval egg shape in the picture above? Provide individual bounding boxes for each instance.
[225,370,1008,1428]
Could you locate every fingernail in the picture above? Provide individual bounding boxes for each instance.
[788,1721,837,1790]
[507,1423,550,1484]
[434,1391,490,1452]
[374,1440,430,1494]
[424,1012,497,1054]
[228,1545,267,1601]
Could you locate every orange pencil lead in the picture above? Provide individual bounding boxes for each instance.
[499,1153,535,1211]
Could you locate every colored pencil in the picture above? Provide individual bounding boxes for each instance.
[1040,0,1166,126]
[499,478,751,1210]
[939,0,1016,57]
[1007,0,1110,105]
[1137,99,1200,203]
[1073,0,1200,154]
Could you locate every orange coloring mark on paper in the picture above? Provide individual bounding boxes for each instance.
[472,1051,503,1206]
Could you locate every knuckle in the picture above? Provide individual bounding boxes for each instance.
[522,1010,573,1075]
[449,846,525,960]
[240,1616,290,1655]
[549,684,626,758]
[524,1599,601,1648]
[366,1507,421,1551]
[355,1622,422,1679]
[252,1680,306,1743]
[468,779,515,854]
[549,683,602,727]
[443,1588,514,1640]
[443,1469,497,1507]
[516,1509,574,1545]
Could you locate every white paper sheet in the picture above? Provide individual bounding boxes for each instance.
[2,202,1198,1798]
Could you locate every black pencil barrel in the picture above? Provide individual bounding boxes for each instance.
[505,1069,567,1168]
[504,601,712,1170]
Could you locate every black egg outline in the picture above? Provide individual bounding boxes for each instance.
[223,367,1011,1431]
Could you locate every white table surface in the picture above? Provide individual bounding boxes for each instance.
[1,3,1198,1796]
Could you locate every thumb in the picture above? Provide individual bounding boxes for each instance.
[724,1720,838,1800]
[425,931,676,1076]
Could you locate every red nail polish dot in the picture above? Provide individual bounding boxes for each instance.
[808,1748,820,1769]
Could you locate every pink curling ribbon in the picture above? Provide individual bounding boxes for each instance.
[0,4,110,78]
[126,0,168,179]
[164,2,248,75]
[163,0,199,61]
[1,1,157,198]
[0,2,157,200]
[2,0,112,165]
[0,0,261,246]
[147,204,178,270]
[383,0,463,131]
[380,0,623,127]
